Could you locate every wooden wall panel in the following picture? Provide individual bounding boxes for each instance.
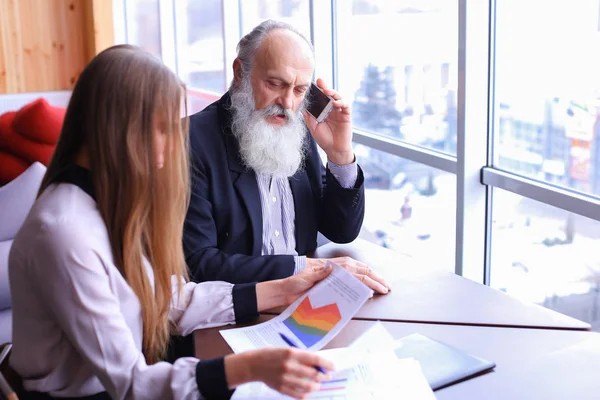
[0,0,113,94]
[83,0,114,60]
[0,0,25,93]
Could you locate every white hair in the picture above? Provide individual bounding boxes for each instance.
[233,19,314,86]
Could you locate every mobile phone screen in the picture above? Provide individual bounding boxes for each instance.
[306,83,332,120]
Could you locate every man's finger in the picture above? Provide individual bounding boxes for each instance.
[338,262,359,274]
[349,262,391,291]
[330,256,351,264]
[354,265,371,276]
[302,110,317,132]
[332,99,348,109]
[362,268,391,291]
[316,78,342,101]
[308,264,333,282]
[355,274,388,294]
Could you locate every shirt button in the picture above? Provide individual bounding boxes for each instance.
[274,230,280,237]
[272,196,277,203]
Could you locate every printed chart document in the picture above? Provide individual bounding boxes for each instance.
[220,262,373,353]
[231,323,436,400]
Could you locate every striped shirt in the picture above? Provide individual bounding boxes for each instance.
[256,160,358,274]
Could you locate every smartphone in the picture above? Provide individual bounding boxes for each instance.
[306,82,334,123]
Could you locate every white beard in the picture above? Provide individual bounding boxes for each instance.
[229,77,307,178]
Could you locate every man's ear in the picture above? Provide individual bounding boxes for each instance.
[232,58,243,88]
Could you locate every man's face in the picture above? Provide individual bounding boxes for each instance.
[248,30,315,126]
[228,29,315,178]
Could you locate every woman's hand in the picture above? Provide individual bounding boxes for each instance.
[225,348,334,399]
[279,263,333,305]
[256,264,333,311]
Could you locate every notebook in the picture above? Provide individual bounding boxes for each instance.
[394,333,496,390]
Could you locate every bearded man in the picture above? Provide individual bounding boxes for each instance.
[184,20,390,294]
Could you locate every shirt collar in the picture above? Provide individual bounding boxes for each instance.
[50,165,96,201]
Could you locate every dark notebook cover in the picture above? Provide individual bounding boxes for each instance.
[394,333,496,390]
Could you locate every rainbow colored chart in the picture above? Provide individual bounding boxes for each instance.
[283,297,342,347]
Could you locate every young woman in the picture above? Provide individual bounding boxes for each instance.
[8,45,333,400]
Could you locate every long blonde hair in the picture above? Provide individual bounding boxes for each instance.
[39,45,189,363]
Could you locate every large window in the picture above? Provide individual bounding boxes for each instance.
[494,0,600,196]
[123,0,161,58]
[175,0,226,94]
[240,0,311,38]
[491,188,600,330]
[488,0,600,329]
[356,145,456,273]
[117,0,600,332]
[173,0,226,113]
[337,0,458,155]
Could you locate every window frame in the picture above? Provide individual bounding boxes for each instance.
[116,0,600,289]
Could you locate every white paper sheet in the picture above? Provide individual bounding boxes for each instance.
[231,322,436,400]
[348,321,398,353]
[220,262,373,353]
[231,350,436,399]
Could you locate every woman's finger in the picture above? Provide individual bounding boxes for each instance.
[281,375,321,398]
[293,351,335,373]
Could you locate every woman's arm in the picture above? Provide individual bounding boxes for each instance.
[170,261,333,336]
[29,223,204,399]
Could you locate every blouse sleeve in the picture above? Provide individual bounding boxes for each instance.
[29,221,239,400]
[169,277,259,336]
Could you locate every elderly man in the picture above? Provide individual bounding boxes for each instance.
[184,20,389,294]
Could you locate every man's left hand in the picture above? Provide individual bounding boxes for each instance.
[303,78,354,165]
[306,257,391,294]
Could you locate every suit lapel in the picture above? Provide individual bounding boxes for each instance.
[232,169,262,256]
[219,96,263,256]
[289,170,312,254]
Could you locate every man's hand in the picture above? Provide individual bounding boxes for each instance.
[306,257,390,294]
[303,78,354,165]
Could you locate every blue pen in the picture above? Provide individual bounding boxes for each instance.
[279,332,326,374]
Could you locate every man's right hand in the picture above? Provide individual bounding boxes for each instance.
[306,256,390,294]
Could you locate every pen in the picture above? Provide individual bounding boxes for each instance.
[279,332,326,374]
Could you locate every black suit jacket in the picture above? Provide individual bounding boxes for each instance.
[183,93,365,283]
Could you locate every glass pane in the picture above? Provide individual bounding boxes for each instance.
[124,0,161,59]
[490,188,600,331]
[355,144,456,272]
[337,1,458,154]
[240,0,311,39]
[175,0,226,113]
[494,0,600,196]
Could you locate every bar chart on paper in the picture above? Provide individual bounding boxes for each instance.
[283,297,342,348]
[309,377,349,399]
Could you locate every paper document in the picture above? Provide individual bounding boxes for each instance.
[348,321,398,353]
[231,322,436,400]
[221,262,373,353]
[231,349,435,399]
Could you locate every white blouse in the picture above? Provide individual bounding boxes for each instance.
[8,178,255,399]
